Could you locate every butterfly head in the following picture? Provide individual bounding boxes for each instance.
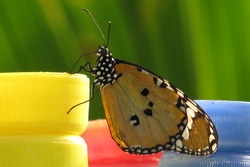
[92,46,120,87]
[96,45,109,57]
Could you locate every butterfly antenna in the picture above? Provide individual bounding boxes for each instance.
[82,8,108,46]
[106,21,111,47]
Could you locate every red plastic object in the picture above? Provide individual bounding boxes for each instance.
[82,119,162,167]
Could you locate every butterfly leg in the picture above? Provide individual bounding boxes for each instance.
[70,54,94,73]
[76,62,93,73]
[67,82,97,114]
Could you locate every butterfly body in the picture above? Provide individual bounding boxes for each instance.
[87,45,218,156]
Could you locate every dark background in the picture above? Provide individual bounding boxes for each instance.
[1,0,250,119]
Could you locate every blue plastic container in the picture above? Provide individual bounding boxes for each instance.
[159,100,250,167]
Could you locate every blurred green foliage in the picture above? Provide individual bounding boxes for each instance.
[1,0,250,119]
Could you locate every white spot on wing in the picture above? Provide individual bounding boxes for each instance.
[212,143,217,151]
[154,78,162,87]
[179,125,185,131]
[186,100,199,113]
[186,109,194,129]
[186,107,195,118]
[182,127,189,140]
[130,120,137,126]
[210,127,214,133]
[140,69,150,74]
[180,106,186,112]
[209,134,215,143]
[175,139,183,151]
[177,90,184,98]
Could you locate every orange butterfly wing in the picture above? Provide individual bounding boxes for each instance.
[101,63,187,154]
[100,61,217,155]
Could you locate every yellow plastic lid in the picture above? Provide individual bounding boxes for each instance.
[0,72,89,135]
[0,135,88,167]
[0,72,89,167]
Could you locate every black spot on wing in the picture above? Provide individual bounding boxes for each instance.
[175,96,186,113]
[143,108,153,116]
[153,76,167,88]
[141,88,149,96]
[137,67,142,72]
[130,114,140,126]
[159,82,167,88]
[153,77,158,85]
[148,101,154,107]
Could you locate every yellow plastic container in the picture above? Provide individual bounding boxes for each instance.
[0,72,89,167]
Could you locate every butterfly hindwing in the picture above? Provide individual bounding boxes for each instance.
[169,89,218,155]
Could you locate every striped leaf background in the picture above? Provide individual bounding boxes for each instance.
[1,0,250,119]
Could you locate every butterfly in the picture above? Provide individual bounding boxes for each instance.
[68,9,218,156]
